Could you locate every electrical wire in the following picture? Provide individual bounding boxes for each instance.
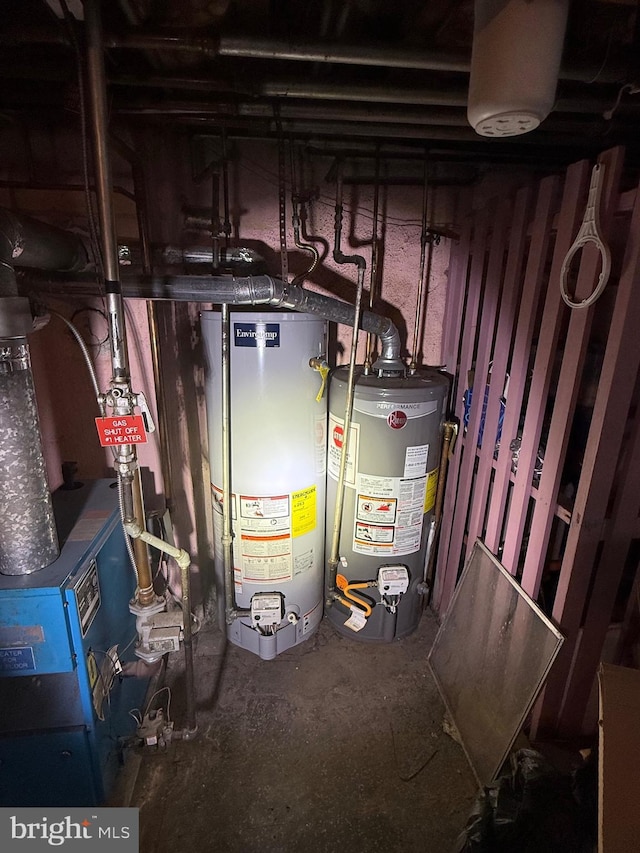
[119,632,138,658]
[49,308,104,412]
[89,647,119,722]
[145,686,172,723]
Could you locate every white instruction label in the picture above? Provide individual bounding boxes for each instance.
[404,444,429,478]
[344,608,367,632]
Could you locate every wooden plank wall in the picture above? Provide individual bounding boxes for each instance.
[433,146,640,736]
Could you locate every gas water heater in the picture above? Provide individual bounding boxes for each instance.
[326,367,448,642]
[202,310,327,659]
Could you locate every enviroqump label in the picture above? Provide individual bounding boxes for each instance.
[234,322,280,347]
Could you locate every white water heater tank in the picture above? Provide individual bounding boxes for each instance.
[202,309,327,659]
[467,0,570,137]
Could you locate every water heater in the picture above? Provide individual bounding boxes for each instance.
[202,309,327,659]
[326,367,448,641]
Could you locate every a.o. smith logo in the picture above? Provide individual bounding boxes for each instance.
[2,809,138,850]
[234,322,280,348]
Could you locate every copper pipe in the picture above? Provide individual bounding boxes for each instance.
[425,421,457,599]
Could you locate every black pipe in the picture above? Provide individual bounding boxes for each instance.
[0,209,87,295]
[333,161,366,271]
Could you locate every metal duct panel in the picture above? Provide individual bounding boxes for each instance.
[0,343,59,575]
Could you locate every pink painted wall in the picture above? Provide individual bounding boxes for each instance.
[222,141,452,367]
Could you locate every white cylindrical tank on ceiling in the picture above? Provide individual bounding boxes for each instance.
[202,309,327,659]
[467,0,570,137]
[326,367,448,642]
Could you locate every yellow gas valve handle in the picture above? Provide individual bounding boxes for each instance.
[309,357,330,402]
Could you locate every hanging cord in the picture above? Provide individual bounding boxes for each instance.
[603,82,640,121]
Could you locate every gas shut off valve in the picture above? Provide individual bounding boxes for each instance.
[377,565,410,613]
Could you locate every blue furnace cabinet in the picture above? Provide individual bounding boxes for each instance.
[0,480,150,806]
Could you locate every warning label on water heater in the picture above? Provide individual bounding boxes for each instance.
[212,484,318,585]
[328,413,359,486]
[239,493,292,582]
[353,466,428,557]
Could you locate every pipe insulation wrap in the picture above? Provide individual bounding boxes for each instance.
[0,209,88,294]
[0,343,59,575]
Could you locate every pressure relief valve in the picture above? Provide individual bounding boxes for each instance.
[377,565,410,614]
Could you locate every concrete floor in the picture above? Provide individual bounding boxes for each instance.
[118,612,478,853]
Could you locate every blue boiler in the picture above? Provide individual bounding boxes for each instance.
[0,480,149,806]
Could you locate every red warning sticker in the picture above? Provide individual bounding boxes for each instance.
[333,424,344,448]
[95,415,148,447]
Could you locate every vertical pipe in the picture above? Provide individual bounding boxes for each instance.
[410,156,430,373]
[129,149,196,733]
[85,0,153,602]
[221,130,231,249]
[221,302,236,620]
[180,553,197,733]
[327,161,367,592]
[364,149,381,374]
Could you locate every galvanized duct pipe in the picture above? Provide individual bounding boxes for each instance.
[0,210,88,576]
[0,343,59,575]
[0,209,88,285]
[188,274,402,373]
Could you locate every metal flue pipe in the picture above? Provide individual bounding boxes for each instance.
[0,210,87,576]
[180,274,403,372]
[0,342,59,575]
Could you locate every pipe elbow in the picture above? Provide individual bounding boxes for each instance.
[176,550,191,571]
[124,520,143,538]
[333,249,366,271]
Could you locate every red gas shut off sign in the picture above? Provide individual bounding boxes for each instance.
[95,415,148,447]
